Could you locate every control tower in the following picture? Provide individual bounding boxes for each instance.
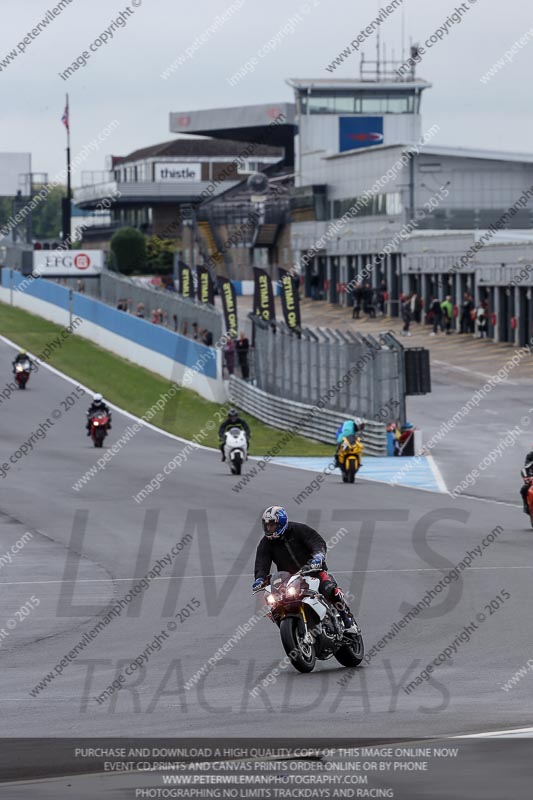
[287,52,431,186]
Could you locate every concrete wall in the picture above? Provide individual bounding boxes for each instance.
[0,269,227,403]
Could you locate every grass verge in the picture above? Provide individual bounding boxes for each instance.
[0,301,332,456]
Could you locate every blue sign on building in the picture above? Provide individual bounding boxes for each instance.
[339,117,384,152]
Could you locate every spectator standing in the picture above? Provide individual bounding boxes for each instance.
[191,322,199,340]
[236,331,250,379]
[411,292,422,324]
[224,338,236,376]
[379,280,387,315]
[429,296,444,335]
[363,283,373,316]
[202,328,213,346]
[76,279,85,293]
[401,294,412,336]
[441,295,453,335]
[135,303,145,318]
[352,283,363,319]
[476,302,488,338]
[460,292,475,333]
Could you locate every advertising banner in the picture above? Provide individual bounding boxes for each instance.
[217,276,238,338]
[253,267,275,322]
[196,265,215,306]
[32,250,103,277]
[278,267,301,331]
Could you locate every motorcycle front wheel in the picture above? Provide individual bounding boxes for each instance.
[279,617,316,673]
[334,630,365,667]
[233,452,242,476]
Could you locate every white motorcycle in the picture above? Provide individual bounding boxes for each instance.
[253,568,364,674]
[223,427,248,475]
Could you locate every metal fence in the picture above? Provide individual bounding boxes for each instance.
[228,376,387,455]
[251,318,406,424]
[64,272,223,340]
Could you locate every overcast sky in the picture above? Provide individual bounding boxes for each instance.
[1,0,532,187]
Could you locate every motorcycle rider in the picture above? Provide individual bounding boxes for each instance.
[12,350,35,373]
[334,419,364,468]
[252,506,358,632]
[218,407,250,461]
[520,446,533,512]
[86,393,112,436]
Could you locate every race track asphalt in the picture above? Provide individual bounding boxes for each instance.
[1,336,532,753]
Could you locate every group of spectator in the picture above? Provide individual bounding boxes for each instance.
[223,331,250,380]
[400,291,489,338]
[351,281,388,319]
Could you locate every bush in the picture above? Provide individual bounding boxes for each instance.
[110,227,146,275]
[145,235,179,276]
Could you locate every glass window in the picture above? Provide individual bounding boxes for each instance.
[300,91,415,114]
[307,96,336,113]
[334,95,356,113]
[361,97,387,113]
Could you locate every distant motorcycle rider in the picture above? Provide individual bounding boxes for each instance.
[520,447,533,512]
[334,419,364,468]
[12,350,35,372]
[86,393,112,436]
[218,407,250,461]
[252,506,358,632]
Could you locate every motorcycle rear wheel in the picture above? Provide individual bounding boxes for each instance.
[280,617,316,673]
[334,630,365,667]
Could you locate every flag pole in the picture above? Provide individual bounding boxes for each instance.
[62,93,72,248]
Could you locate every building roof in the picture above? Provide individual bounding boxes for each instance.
[114,137,283,165]
[286,77,432,91]
[326,142,533,164]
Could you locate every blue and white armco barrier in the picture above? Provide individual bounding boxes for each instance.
[0,269,227,403]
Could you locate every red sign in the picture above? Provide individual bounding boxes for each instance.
[491,312,497,326]
[177,116,190,127]
[267,107,281,119]
[511,316,517,330]
[73,253,91,270]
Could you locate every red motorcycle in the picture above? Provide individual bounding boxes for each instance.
[89,411,110,448]
[14,360,31,390]
[521,471,533,528]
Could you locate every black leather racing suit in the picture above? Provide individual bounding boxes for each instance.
[254,521,353,624]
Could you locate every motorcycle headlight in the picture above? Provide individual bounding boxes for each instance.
[266,594,276,605]
[287,587,298,597]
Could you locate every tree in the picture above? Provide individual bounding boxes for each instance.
[110,227,146,275]
[145,234,180,275]
[32,184,66,239]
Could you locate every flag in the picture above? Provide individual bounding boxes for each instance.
[196,265,215,306]
[253,267,275,322]
[61,97,69,132]
[177,260,193,298]
[217,277,238,338]
[278,267,301,332]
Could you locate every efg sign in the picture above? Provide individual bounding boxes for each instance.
[32,250,104,277]
[154,163,202,182]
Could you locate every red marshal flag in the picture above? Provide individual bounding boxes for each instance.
[61,98,69,132]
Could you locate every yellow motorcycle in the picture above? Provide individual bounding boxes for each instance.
[337,435,364,484]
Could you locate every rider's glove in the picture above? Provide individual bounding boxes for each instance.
[308,554,323,570]
[252,577,264,592]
